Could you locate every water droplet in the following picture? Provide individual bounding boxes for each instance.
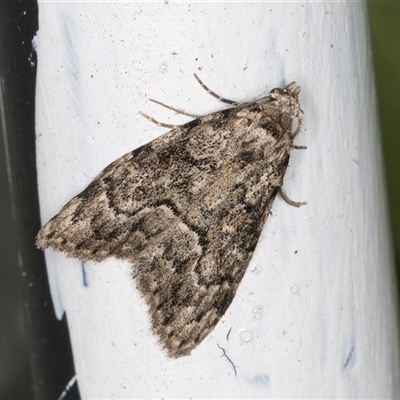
[160,63,168,73]
[240,331,252,343]
[289,283,299,294]
[252,305,262,320]
[252,264,261,275]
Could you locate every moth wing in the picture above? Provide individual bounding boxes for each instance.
[37,106,292,357]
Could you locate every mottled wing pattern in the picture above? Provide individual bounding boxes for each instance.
[37,85,302,357]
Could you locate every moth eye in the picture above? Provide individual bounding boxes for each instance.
[270,88,285,95]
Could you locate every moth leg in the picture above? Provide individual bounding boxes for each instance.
[138,111,182,129]
[290,109,304,139]
[293,145,307,150]
[193,73,239,105]
[279,188,307,207]
[148,98,201,118]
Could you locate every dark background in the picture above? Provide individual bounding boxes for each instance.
[0,4,37,399]
[1,2,399,399]
[369,2,400,269]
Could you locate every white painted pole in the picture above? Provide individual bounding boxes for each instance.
[35,2,399,398]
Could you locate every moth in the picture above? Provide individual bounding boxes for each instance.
[36,74,305,358]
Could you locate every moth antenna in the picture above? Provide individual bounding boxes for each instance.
[149,98,201,118]
[193,73,239,105]
[138,110,180,129]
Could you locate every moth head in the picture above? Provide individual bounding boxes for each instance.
[269,87,285,97]
[269,82,300,100]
